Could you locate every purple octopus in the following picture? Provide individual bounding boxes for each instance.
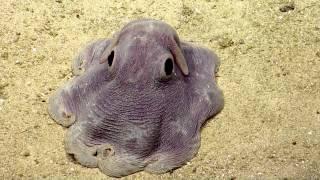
[48,19,224,177]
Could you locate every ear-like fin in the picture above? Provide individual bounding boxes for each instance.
[100,32,119,64]
[169,37,189,76]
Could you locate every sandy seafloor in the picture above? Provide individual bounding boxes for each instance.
[0,0,320,179]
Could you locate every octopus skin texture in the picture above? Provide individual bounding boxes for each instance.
[48,19,224,177]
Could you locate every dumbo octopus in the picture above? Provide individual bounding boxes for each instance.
[48,19,224,177]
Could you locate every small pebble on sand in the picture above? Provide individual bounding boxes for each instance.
[21,150,31,157]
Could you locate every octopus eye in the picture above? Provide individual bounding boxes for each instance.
[164,58,173,76]
[159,58,174,82]
[108,50,114,67]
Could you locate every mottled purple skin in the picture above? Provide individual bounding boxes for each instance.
[48,19,224,177]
